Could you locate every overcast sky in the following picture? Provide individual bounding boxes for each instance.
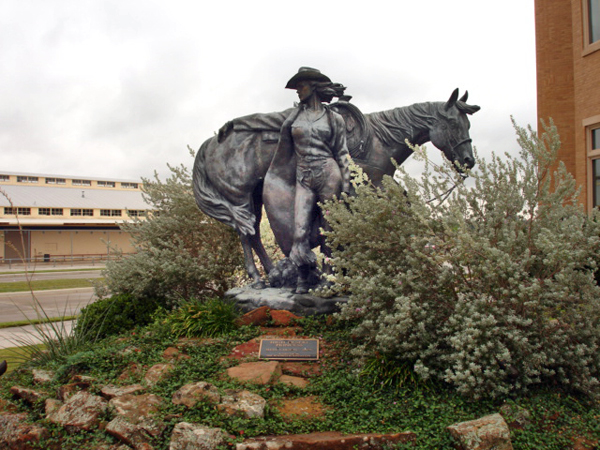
[0,0,537,182]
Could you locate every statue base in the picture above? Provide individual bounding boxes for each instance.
[224,286,348,316]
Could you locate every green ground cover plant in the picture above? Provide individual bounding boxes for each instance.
[0,314,597,449]
[0,278,101,293]
[321,120,600,399]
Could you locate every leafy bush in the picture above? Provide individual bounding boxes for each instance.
[75,293,161,340]
[163,297,240,338]
[322,120,600,399]
[97,156,244,306]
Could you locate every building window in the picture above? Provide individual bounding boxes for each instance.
[4,207,15,214]
[100,209,122,217]
[40,207,64,216]
[127,210,146,217]
[16,207,31,215]
[590,124,600,208]
[72,179,92,186]
[121,182,139,189]
[97,181,116,188]
[71,209,94,216]
[45,177,66,185]
[589,0,600,44]
[0,175,9,182]
[16,176,38,183]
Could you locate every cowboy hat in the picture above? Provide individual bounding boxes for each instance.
[285,67,331,89]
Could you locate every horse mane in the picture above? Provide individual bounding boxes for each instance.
[366,102,438,148]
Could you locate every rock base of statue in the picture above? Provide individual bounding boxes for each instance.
[224,286,348,316]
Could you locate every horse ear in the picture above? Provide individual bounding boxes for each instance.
[459,91,468,102]
[445,88,459,110]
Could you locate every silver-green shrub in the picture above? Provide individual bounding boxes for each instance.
[322,120,600,398]
[97,159,243,305]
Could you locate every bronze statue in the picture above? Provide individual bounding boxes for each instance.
[192,70,480,289]
[262,68,351,293]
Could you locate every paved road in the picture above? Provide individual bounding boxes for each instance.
[0,270,102,283]
[0,288,96,323]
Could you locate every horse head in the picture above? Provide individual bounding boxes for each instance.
[429,88,480,174]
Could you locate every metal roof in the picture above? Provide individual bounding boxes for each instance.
[0,170,141,184]
[0,184,149,209]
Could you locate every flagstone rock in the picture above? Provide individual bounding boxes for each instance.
[101,384,146,399]
[47,391,108,432]
[281,362,322,377]
[10,386,46,404]
[271,396,328,420]
[226,340,260,360]
[447,413,513,450]
[270,310,301,326]
[235,431,417,450]
[172,382,220,408]
[169,422,227,450]
[278,375,309,388]
[0,412,49,450]
[32,369,54,384]
[236,306,271,326]
[226,361,281,385]
[217,390,266,419]
[144,363,175,386]
[259,327,300,337]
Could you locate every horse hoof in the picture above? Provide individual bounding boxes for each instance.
[251,280,267,290]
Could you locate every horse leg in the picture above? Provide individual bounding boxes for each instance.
[249,191,274,275]
[239,231,266,289]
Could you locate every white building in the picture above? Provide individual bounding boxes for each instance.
[0,171,149,265]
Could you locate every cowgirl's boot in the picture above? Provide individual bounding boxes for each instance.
[294,265,310,295]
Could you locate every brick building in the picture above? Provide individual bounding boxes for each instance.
[0,171,149,265]
[535,0,600,211]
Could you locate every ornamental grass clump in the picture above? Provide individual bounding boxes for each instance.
[322,120,600,399]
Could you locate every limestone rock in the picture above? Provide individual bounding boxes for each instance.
[106,415,157,450]
[235,431,417,450]
[447,413,513,450]
[10,386,45,404]
[47,391,108,432]
[57,381,91,401]
[172,382,220,408]
[217,390,266,419]
[44,398,63,417]
[226,361,281,385]
[144,363,175,386]
[169,422,227,450]
[499,404,531,429]
[109,393,163,423]
[101,384,146,399]
[32,369,54,384]
[277,374,308,388]
[0,398,18,413]
[0,412,49,450]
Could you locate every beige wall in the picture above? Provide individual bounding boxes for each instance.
[1,229,135,261]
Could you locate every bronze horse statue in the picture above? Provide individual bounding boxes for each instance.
[193,88,480,287]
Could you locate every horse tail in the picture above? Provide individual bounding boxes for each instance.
[192,137,256,236]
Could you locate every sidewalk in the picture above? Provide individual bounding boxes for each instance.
[0,263,105,273]
[0,321,75,350]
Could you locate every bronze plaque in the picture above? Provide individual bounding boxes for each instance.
[258,339,319,361]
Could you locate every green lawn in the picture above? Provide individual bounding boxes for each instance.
[0,316,77,330]
[0,344,44,374]
[0,278,102,293]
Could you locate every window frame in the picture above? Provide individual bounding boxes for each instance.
[586,116,600,210]
[583,0,600,55]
